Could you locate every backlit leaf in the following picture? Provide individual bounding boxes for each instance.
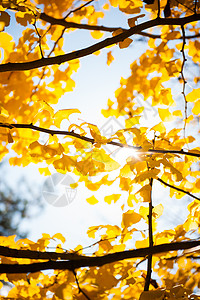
[122,210,142,228]
[104,194,121,204]
[86,195,99,205]
[54,109,80,128]
[119,38,133,49]
[158,108,174,122]
[107,51,114,66]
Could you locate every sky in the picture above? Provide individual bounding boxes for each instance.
[2,3,191,252]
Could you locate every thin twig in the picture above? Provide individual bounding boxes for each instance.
[30,27,66,99]
[0,122,200,158]
[73,270,91,300]
[33,18,44,58]
[64,0,95,19]
[157,178,200,201]
[180,25,188,142]
[40,12,119,32]
[165,254,200,260]
[175,0,194,13]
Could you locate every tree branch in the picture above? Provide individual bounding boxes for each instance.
[1,14,200,72]
[40,12,119,32]
[0,122,200,158]
[73,270,91,300]
[0,240,199,274]
[40,12,200,40]
[64,0,95,19]
[0,245,83,260]
[144,178,154,291]
[157,178,200,201]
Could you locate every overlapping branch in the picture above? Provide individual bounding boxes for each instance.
[0,14,200,72]
[0,240,199,274]
[40,12,200,39]
[0,122,200,158]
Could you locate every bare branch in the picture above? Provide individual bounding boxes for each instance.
[40,12,200,39]
[157,178,200,201]
[33,18,44,59]
[0,122,200,158]
[73,270,91,300]
[40,12,118,32]
[1,14,200,72]
[0,240,200,274]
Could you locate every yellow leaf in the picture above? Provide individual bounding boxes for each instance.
[165,60,180,76]
[87,226,100,238]
[86,195,98,205]
[53,155,75,173]
[122,210,142,228]
[0,11,10,31]
[158,108,174,122]
[126,277,136,285]
[107,51,114,66]
[119,38,133,49]
[127,194,136,207]
[173,110,183,117]
[125,116,140,128]
[104,194,121,204]
[0,32,14,53]
[90,30,104,39]
[112,28,124,37]
[93,50,101,55]
[128,14,145,27]
[135,238,149,248]
[92,150,120,171]
[139,289,165,300]
[55,283,72,299]
[152,122,166,133]
[159,88,174,105]
[52,233,66,243]
[38,167,51,176]
[7,132,13,143]
[139,206,149,221]
[187,89,200,102]
[103,3,109,9]
[54,109,80,128]
[16,11,34,26]
[192,100,200,115]
[152,204,164,219]
[136,185,152,202]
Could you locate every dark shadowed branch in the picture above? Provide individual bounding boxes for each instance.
[0,14,200,72]
[0,240,200,274]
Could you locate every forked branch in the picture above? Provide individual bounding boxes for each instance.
[0,14,200,72]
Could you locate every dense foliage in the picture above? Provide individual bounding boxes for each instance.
[0,0,200,299]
